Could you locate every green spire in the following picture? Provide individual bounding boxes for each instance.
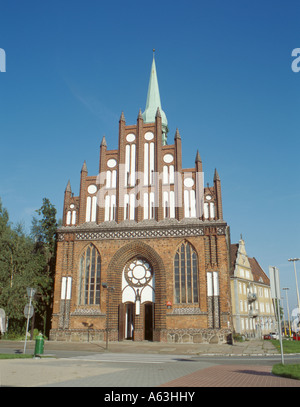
[142,50,168,144]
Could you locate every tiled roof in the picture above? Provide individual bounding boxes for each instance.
[230,243,239,271]
[248,257,270,285]
[230,243,270,286]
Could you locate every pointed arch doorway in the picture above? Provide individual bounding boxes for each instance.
[120,258,155,341]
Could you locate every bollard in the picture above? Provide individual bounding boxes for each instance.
[34,333,44,356]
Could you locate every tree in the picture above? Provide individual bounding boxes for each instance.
[0,199,12,289]
[31,198,59,335]
[0,199,14,328]
[0,198,59,337]
[0,200,48,335]
[31,198,58,255]
[3,224,46,330]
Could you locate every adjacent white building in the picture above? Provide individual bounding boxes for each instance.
[230,237,276,338]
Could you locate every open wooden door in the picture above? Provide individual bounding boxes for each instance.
[118,303,125,341]
[144,303,153,341]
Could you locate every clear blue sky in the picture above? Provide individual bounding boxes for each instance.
[0,1,299,315]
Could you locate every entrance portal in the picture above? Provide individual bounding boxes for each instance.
[121,257,155,341]
[144,303,153,341]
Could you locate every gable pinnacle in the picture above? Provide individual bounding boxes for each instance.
[81,160,88,172]
[119,111,125,122]
[195,150,202,163]
[214,168,220,181]
[65,179,72,193]
[174,128,181,140]
[100,135,107,147]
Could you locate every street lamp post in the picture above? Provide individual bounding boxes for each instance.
[283,288,291,337]
[288,258,300,309]
[281,296,287,337]
[288,258,300,337]
[24,287,36,354]
[102,283,115,350]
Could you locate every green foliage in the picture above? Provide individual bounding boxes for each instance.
[272,363,300,381]
[233,333,245,342]
[271,339,300,354]
[0,223,46,321]
[31,198,58,255]
[0,354,33,359]
[0,197,58,337]
[31,198,59,335]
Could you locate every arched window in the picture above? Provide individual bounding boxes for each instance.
[125,143,136,187]
[78,244,101,305]
[174,242,198,304]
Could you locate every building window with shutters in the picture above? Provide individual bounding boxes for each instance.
[174,242,198,304]
[78,244,101,305]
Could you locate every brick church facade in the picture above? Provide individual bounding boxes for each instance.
[50,55,233,344]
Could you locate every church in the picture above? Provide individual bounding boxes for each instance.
[50,54,233,344]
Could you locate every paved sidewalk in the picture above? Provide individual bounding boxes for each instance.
[161,364,300,387]
[1,338,299,387]
[0,337,280,356]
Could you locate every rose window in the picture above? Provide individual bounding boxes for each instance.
[125,259,152,287]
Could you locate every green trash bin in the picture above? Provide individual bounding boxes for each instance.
[34,333,44,356]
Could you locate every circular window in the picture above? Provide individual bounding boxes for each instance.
[163,154,173,163]
[125,258,152,287]
[126,133,136,142]
[70,204,75,209]
[144,131,154,141]
[107,158,117,168]
[184,178,194,187]
[87,184,97,194]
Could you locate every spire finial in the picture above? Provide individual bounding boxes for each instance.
[153,48,155,57]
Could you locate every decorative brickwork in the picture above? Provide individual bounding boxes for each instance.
[50,57,233,344]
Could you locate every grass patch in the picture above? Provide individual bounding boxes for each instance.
[270,340,300,381]
[270,339,300,354]
[272,363,300,381]
[0,353,34,359]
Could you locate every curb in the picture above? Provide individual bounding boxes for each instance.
[196,353,278,357]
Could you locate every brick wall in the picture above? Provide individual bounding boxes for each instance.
[50,223,232,344]
[50,107,232,344]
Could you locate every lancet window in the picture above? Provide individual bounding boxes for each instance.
[78,244,101,305]
[174,242,198,304]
